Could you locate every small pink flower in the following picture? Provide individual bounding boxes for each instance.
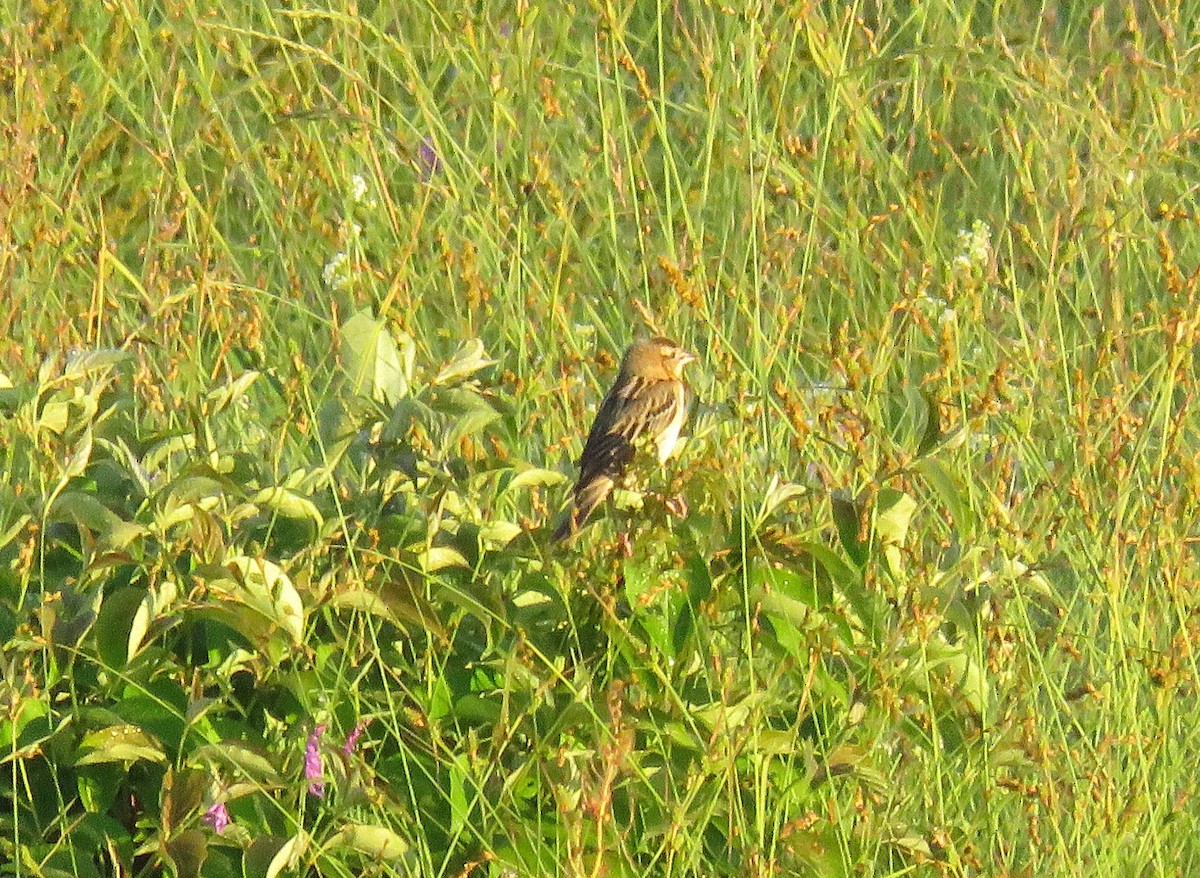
[418,138,442,181]
[203,802,231,833]
[306,724,327,798]
[342,719,371,757]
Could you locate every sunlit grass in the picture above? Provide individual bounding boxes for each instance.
[2,1,1200,875]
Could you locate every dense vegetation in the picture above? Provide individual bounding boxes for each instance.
[3,1,1200,875]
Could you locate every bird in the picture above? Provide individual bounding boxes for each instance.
[552,336,697,543]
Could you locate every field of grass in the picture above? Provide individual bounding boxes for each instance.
[3,1,1200,875]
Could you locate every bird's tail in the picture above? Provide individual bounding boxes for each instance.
[551,475,614,543]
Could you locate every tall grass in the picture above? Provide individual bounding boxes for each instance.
[2,1,1199,875]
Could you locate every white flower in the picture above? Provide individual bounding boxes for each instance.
[349,174,368,203]
[953,220,992,277]
[322,251,350,289]
[915,293,953,324]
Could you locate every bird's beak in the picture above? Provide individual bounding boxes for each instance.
[679,349,698,366]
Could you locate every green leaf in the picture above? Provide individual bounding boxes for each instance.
[752,563,814,658]
[341,310,411,405]
[265,833,308,878]
[684,554,712,605]
[329,824,410,861]
[0,511,32,553]
[195,557,305,662]
[788,824,850,877]
[162,829,207,878]
[433,338,496,385]
[116,681,188,756]
[94,587,146,669]
[64,349,132,378]
[916,633,990,720]
[205,370,260,415]
[478,520,522,545]
[75,724,166,766]
[420,546,470,572]
[429,386,500,448]
[47,492,147,550]
[874,489,917,544]
[760,474,808,519]
[63,429,94,479]
[916,389,942,457]
[127,580,179,661]
[37,399,72,434]
[917,458,975,541]
[795,540,882,642]
[77,763,124,813]
[192,741,280,783]
[830,493,868,568]
[251,487,324,528]
[503,467,569,493]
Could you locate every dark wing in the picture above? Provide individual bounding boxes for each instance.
[575,375,680,486]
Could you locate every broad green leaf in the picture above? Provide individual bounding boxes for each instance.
[64,349,132,377]
[94,587,147,669]
[917,458,975,540]
[430,386,500,447]
[684,554,712,605]
[205,370,260,415]
[251,487,324,528]
[830,493,868,568]
[512,589,553,608]
[128,580,179,661]
[448,754,470,836]
[77,763,124,813]
[916,388,942,456]
[420,546,469,572]
[75,725,166,766]
[787,824,851,878]
[192,741,280,782]
[48,492,146,549]
[142,431,195,473]
[0,512,31,553]
[63,429,94,479]
[226,556,305,647]
[265,833,308,878]
[692,692,762,733]
[196,557,305,662]
[760,473,807,519]
[920,633,990,720]
[875,488,917,544]
[38,399,73,435]
[433,338,496,385]
[478,520,521,545]
[329,824,410,861]
[97,437,155,497]
[163,829,206,878]
[341,310,410,405]
[504,467,569,492]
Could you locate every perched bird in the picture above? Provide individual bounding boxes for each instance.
[553,337,697,542]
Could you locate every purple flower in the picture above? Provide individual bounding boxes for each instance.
[342,719,370,757]
[203,801,231,834]
[306,724,327,798]
[418,137,442,181]
[498,20,512,37]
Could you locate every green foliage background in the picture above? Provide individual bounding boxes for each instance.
[3,1,1200,875]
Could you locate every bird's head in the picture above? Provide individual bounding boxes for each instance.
[623,337,697,380]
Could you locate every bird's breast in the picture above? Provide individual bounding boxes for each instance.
[654,385,687,463]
